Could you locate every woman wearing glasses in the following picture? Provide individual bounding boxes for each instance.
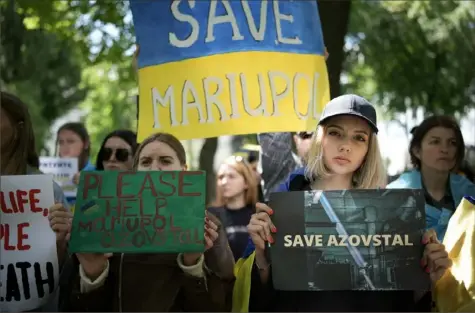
[95,130,138,171]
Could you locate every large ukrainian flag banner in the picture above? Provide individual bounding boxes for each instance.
[130,0,330,141]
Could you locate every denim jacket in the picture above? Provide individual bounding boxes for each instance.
[387,170,475,241]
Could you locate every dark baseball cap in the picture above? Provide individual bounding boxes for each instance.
[318,94,378,133]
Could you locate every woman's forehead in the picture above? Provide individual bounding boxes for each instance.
[218,163,240,175]
[424,126,456,140]
[326,115,371,132]
[104,136,131,149]
[140,141,176,157]
[58,129,81,139]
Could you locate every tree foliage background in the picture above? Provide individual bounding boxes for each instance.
[1,0,136,157]
[2,0,474,196]
[344,0,475,119]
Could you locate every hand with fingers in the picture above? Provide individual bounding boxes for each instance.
[72,172,81,185]
[247,203,276,273]
[182,211,220,266]
[49,203,73,243]
[203,211,235,279]
[248,202,276,251]
[77,253,113,281]
[421,229,452,284]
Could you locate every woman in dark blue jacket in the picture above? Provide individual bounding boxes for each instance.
[234,95,452,312]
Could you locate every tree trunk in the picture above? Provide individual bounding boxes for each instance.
[318,0,352,98]
[199,137,218,204]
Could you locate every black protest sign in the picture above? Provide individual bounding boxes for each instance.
[269,189,430,291]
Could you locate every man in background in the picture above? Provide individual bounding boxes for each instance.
[257,131,313,201]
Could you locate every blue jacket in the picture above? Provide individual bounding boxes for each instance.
[387,170,475,241]
[275,167,307,192]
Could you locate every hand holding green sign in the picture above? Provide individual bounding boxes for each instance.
[68,170,206,254]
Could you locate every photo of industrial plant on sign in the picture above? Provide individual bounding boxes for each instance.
[268,189,430,291]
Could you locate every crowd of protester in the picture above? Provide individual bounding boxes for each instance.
[2,34,475,312]
[1,88,474,312]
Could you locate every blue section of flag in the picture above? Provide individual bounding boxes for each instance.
[130,0,325,68]
[242,236,256,259]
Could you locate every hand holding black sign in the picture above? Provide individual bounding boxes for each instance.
[247,203,276,279]
[421,229,452,284]
[248,203,276,250]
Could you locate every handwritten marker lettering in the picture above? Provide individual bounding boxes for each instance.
[1,175,59,311]
[130,0,330,141]
[69,171,207,253]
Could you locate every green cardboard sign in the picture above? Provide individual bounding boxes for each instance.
[68,170,206,253]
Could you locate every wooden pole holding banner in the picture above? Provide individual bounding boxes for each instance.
[317,0,352,98]
[135,94,140,140]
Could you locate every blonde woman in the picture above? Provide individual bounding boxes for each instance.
[235,95,452,312]
[209,156,259,260]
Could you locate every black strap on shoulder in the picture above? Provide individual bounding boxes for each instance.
[288,174,311,191]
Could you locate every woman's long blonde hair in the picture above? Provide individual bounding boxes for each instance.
[213,156,258,207]
[304,125,387,189]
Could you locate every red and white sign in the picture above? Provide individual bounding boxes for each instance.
[0,175,59,312]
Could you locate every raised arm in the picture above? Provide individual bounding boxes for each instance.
[258,50,328,200]
[258,132,297,200]
[204,210,235,279]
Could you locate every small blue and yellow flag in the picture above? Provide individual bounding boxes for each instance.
[232,237,258,312]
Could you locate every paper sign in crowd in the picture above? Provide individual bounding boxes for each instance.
[69,171,207,254]
[39,157,78,198]
[269,189,430,291]
[0,175,59,312]
[131,0,330,141]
